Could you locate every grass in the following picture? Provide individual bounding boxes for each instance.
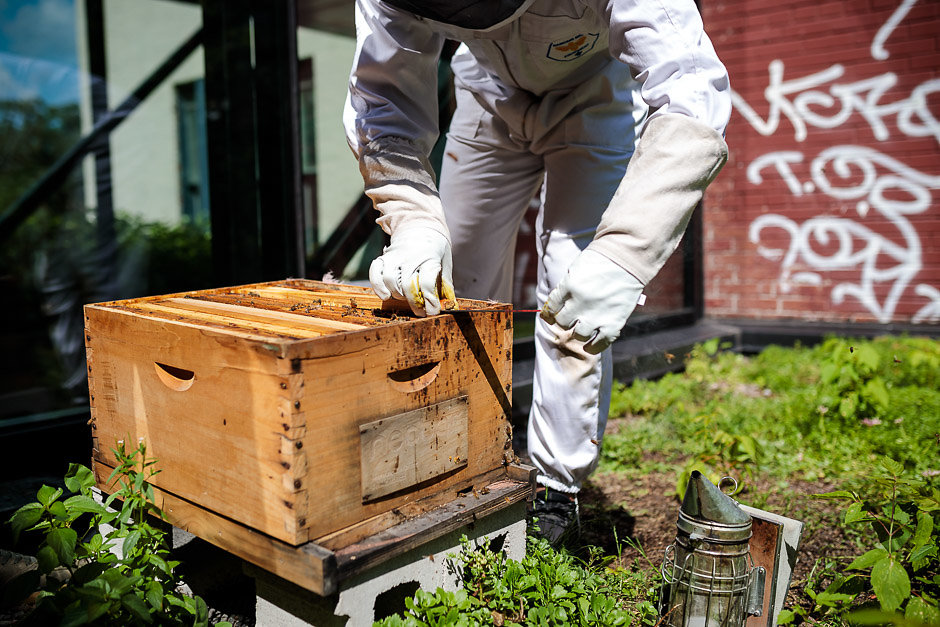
[601,335,940,488]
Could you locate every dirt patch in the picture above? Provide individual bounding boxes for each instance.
[575,459,860,596]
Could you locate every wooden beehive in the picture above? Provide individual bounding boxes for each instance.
[84,279,516,548]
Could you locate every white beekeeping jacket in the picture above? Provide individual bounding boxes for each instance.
[344,0,731,269]
[345,0,730,154]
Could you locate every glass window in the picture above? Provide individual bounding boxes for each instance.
[176,78,210,223]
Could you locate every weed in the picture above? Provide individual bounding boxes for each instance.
[376,534,659,626]
[4,440,225,626]
[775,455,940,626]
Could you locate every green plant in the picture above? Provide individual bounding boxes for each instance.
[5,440,224,626]
[673,408,760,499]
[376,535,644,626]
[817,338,891,422]
[776,555,866,624]
[796,456,940,626]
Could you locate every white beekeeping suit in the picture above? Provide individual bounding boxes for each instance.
[344,0,731,498]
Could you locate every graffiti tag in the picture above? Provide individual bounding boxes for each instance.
[733,0,940,322]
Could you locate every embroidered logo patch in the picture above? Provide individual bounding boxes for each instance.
[546,33,598,61]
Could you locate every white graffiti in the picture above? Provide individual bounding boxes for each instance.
[731,62,940,144]
[872,0,918,61]
[734,0,940,322]
[749,146,938,322]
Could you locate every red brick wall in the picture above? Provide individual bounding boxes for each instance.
[703,0,940,324]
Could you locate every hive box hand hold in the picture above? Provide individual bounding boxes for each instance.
[84,279,516,546]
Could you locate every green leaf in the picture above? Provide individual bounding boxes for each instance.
[845,501,868,524]
[121,592,153,623]
[813,590,856,608]
[64,494,107,515]
[37,545,59,573]
[703,338,720,356]
[37,484,63,508]
[848,548,888,570]
[911,510,934,550]
[84,598,112,623]
[145,582,163,611]
[47,527,78,565]
[871,555,911,612]
[905,596,940,626]
[879,457,905,478]
[814,490,858,500]
[64,464,96,494]
[855,344,881,372]
[60,602,93,627]
[839,393,859,419]
[123,530,142,556]
[147,553,171,575]
[909,544,937,572]
[848,608,932,626]
[48,501,68,519]
[820,361,839,384]
[863,378,889,409]
[8,503,43,539]
[194,594,209,624]
[72,561,109,585]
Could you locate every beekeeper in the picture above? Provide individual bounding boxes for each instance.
[344,0,731,539]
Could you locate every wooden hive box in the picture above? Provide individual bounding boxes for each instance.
[84,279,516,547]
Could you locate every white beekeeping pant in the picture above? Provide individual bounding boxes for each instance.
[439,62,643,493]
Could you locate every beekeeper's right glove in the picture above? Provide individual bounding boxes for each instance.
[369,226,456,317]
[354,136,457,317]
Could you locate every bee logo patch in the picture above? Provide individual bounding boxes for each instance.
[546,33,598,61]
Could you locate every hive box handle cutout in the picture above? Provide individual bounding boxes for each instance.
[154,362,196,391]
[387,361,440,393]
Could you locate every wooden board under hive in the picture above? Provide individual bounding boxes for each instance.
[84,279,515,546]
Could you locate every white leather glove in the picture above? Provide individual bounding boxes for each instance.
[369,227,456,317]
[541,249,645,354]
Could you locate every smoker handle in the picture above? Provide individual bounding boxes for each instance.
[747,566,766,616]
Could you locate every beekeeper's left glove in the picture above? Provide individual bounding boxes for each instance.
[541,249,645,354]
[369,226,456,317]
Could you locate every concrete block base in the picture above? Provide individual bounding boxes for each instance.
[250,501,527,626]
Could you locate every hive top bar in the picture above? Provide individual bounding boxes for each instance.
[85,279,512,344]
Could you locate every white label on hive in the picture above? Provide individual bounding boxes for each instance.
[359,396,469,502]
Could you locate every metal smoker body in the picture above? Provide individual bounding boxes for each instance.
[661,472,765,627]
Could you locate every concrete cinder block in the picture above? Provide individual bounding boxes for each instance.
[251,501,527,627]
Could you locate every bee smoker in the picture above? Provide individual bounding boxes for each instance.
[660,471,765,627]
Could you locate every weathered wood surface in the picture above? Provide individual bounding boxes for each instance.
[333,476,533,582]
[85,279,514,544]
[94,460,534,596]
[359,396,469,501]
[93,460,336,595]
